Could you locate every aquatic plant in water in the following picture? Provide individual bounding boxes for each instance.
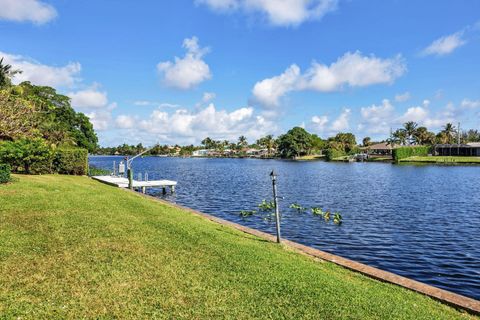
[324,211,331,221]
[290,203,306,212]
[258,199,275,212]
[239,210,257,217]
[333,212,342,225]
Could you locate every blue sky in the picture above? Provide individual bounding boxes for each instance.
[1,0,479,146]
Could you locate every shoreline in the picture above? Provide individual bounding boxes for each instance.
[133,186,480,315]
[2,175,478,318]
[89,154,480,165]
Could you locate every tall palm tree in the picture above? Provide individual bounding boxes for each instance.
[237,135,248,150]
[442,123,456,144]
[264,134,276,156]
[403,121,418,145]
[201,137,213,149]
[0,58,21,87]
[391,129,407,146]
[413,127,435,145]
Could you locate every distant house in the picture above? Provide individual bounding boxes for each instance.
[192,149,209,157]
[246,148,269,157]
[434,143,480,156]
[363,142,397,156]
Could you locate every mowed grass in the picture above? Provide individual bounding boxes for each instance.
[400,156,480,163]
[294,155,324,161]
[0,175,476,319]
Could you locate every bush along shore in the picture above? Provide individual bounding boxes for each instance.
[0,174,477,319]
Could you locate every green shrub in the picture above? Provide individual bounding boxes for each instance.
[392,146,431,161]
[88,166,110,176]
[54,148,88,175]
[0,163,11,183]
[347,146,361,156]
[0,138,53,174]
[325,148,346,161]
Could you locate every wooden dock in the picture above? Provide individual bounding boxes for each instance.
[92,176,177,194]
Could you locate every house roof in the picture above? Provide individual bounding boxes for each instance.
[467,142,480,147]
[435,143,480,148]
[365,142,396,150]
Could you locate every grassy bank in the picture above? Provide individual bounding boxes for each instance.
[0,175,475,319]
[399,156,480,163]
[294,154,324,160]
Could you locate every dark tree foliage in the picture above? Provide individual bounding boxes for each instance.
[277,127,314,158]
[15,82,98,152]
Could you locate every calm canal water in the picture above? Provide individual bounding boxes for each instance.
[89,156,480,300]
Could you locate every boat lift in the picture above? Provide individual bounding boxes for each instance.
[92,144,177,194]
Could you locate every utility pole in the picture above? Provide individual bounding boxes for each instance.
[270,170,281,243]
[458,122,461,156]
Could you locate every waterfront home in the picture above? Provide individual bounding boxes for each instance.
[192,149,210,157]
[362,142,397,157]
[433,143,480,156]
[246,148,269,157]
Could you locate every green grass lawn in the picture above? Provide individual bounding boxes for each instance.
[400,156,480,163]
[294,154,324,160]
[331,155,351,161]
[0,175,476,319]
[368,157,393,162]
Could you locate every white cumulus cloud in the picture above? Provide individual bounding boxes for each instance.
[0,51,81,87]
[115,115,136,129]
[202,92,216,103]
[68,87,108,109]
[115,103,276,144]
[157,37,212,90]
[0,0,57,24]
[331,108,351,131]
[395,92,411,102]
[421,32,466,56]
[309,109,351,135]
[359,99,395,134]
[310,115,329,132]
[86,110,112,131]
[252,64,301,107]
[253,51,406,107]
[197,0,338,26]
[460,99,480,109]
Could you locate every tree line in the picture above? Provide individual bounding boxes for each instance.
[0,58,98,152]
[98,120,480,160]
[0,58,98,174]
[383,121,480,147]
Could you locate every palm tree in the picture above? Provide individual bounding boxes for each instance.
[403,121,418,145]
[413,126,434,145]
[389,129,407,146]
[237,135,248,150]
[362,137,371,147]
[464,129,480,142]
[264,135,276,156]
[436,132,449,144]
[0,58,21,87]
[442,123,456,144]
[201,137,213,149]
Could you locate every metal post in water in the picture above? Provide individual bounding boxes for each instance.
[270,170,281,243]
